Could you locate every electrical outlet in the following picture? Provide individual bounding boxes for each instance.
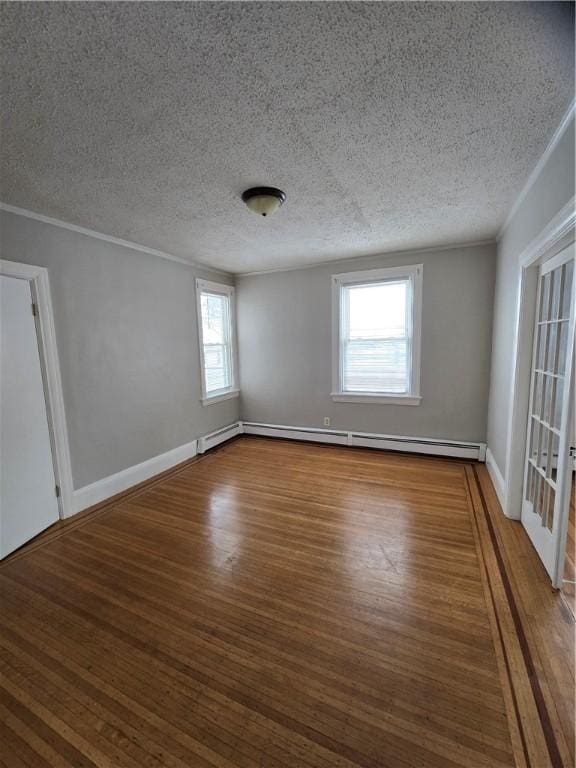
[323,417,331,427]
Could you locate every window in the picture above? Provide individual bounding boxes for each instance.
[332,265,422,404]
[196,280,238,405]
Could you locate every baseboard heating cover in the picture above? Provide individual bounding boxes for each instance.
[242,422,486,461]
[70,420,485,519]
[198,421,244,454]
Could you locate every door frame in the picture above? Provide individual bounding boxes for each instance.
[0,260,73,518]
[504,199,575,586]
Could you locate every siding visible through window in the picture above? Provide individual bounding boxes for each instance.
[342,280,410,394]
[201,292,232,393]
[196,280,237,402]
[332,264,422,403]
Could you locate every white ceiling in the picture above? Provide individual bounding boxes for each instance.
[1,2,574,274]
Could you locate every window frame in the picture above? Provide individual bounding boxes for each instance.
[195,279,239,406]
[331,264,423,405]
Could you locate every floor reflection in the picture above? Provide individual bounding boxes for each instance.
[206,484,243,571]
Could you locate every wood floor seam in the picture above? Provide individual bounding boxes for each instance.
[468,464,566,768]
[0,438,572,768]
[463,467,532,768]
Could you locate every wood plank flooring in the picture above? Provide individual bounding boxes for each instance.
[0,437,573,767]
[473,463,575,764]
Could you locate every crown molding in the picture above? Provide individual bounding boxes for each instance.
[236,238,495,277]
[0,203,496,279]
[518,196,575,267]
[0,202,231,276]
[498,99,575,241]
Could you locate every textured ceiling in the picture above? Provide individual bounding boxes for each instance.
[1,2,574,273]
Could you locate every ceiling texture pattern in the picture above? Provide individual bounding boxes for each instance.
[1,1,574,273]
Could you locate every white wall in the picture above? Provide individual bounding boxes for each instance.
[237,243,495,442]
[0,209,239,490]
[487,111,575,485]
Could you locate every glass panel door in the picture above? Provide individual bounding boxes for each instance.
[522,244,575,582]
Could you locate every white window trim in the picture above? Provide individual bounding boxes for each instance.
[331,264,423,405]
[195,279,239,406]
[201,389,240,406]
[330,393,422,405]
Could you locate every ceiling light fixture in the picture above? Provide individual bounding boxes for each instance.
[241,187,286,217]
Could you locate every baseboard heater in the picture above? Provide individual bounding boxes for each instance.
[198,421,244,454]
[242,422,486,461]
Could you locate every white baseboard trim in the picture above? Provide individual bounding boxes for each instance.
[71,439,198,516]
[485,448,507,512]
[198,421,244,453]
[244,422,350,446]
[69,421,487,519]
[242,422,486,461]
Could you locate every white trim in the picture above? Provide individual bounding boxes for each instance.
[237,239,494,277]
[518,197,575,268]
[503,265,539,520]
[202,389,239,406]
[485,448,506,512]
[69,419,485,518]
[70,421,244,515]
[0,202,230,276]
[0,259,74,519]
[332,264,422,284]
[503,206,575,521]
[331,264,422,401]
[1,204,494,279]
[0,261,43,280]
[195,278,239,403]
[72,439,198,514]
[196,279,234,296]
[498,101,575,239]
[242,422,485,461]
[197,422,244,453]
[331,393,421,405]
[540,244,575,274]
[246,423,350,447]
[518,242,575,583]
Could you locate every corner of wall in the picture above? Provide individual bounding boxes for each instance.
[485,447,507,515]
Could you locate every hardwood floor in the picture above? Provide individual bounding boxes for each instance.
[0,437,573,767]
[470,465,574,768]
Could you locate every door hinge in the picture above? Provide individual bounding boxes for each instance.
[31,302,37,317]
[55,485,61,498]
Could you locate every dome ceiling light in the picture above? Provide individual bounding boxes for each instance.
[241,187,286,217]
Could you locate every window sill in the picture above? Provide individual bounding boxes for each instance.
[331,393,422,405]
[201,390,240,406]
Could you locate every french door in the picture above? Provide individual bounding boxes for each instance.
[521,243,575,583]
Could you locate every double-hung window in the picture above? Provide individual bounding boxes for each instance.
[196,279,238,405]
[332,265,422,404]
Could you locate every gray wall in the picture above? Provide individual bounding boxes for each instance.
[237,243,496,442]
[0,210,239,489]
[487,114,575,477]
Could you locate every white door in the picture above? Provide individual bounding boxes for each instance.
[0,275,60,558]
[521,244,575,581]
